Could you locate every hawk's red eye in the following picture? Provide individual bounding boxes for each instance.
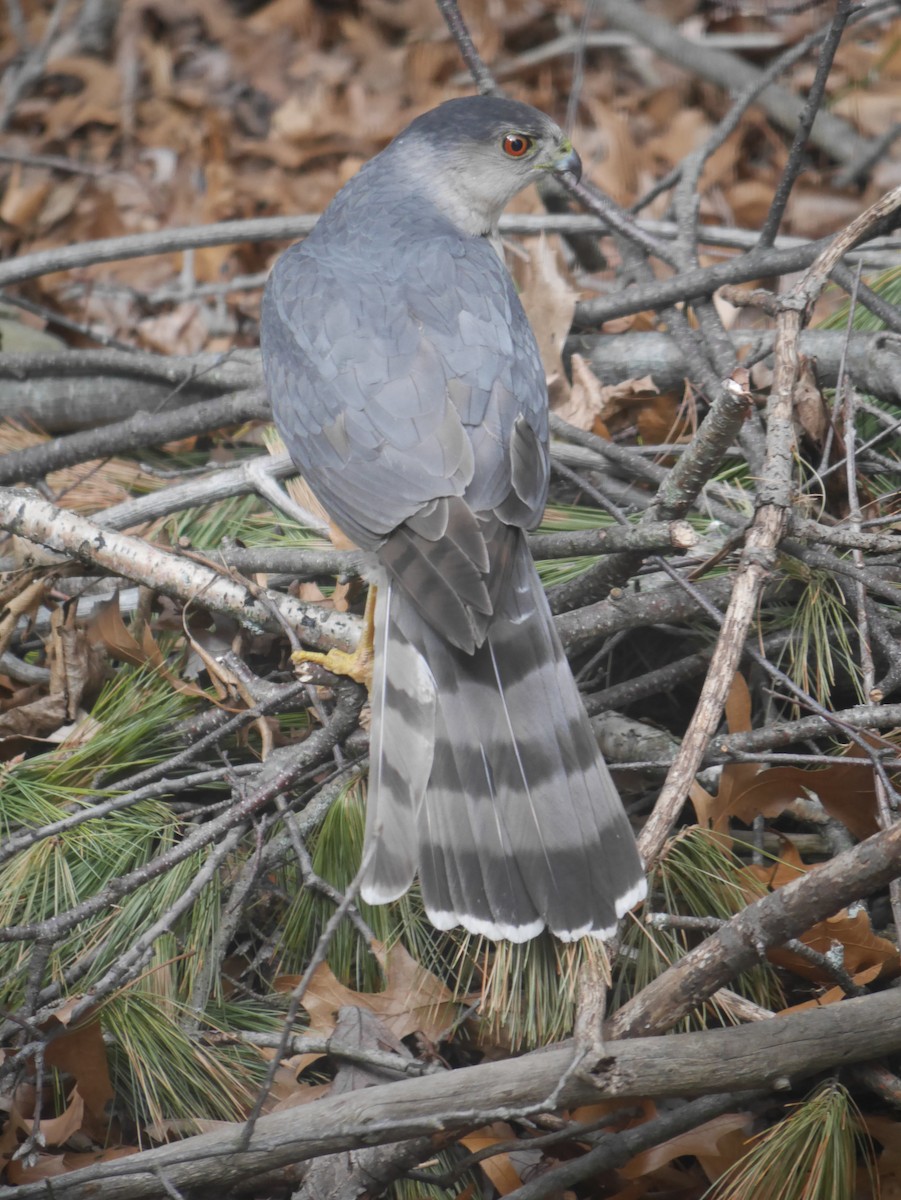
[502,134,532,158]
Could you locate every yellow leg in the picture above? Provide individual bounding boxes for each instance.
[291,585,376,690]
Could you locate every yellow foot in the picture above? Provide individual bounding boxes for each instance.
[290,585,377,690]
[290,643,374,688]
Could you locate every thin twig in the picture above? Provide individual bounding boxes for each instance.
[758,0,855,248]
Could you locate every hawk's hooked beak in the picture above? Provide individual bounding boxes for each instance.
[556,144,582,182]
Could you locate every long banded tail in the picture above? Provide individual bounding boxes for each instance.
[361,537,646,941]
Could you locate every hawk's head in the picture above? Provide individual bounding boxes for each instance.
[389,96,581,238]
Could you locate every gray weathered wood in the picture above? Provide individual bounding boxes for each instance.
[4,988,899,1200]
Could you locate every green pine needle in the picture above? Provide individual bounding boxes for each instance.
[706,1079,876,1200]
[612,827,782,1022]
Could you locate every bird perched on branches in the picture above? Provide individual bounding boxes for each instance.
[260,95,646,942]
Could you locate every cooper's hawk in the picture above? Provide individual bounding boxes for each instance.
[260,96,646,942]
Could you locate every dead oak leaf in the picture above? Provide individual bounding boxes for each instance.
[4,1142,139,1187]
[43,1016,114,1136]
[37,56,122,141]
[0,166,52,230]
[138,303,209,356]
[794,355,830,448]
[725,761,880,843]
[690,673,758,834]
[768,908,898,986]
[460,1123,525,1195]
[276,941,459,1046]
[778,965,884,1012]
[517,234,577,406]
[622,1111,754,1184]
[9,1086,84,1151]
[554,352,609,435]
[0,605,104,749]
[87,596,212,704]
[692,674,880,842]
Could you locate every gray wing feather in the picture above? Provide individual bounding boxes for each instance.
[261,191,548,562]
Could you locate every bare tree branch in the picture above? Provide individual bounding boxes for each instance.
[4,988,901,1200]
[0,489,360,651]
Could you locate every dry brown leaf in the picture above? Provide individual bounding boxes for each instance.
[726,762,879,842]
[271,88,332,143]
[601,311,659,336]
[4,1145,139,1187]
[559,372,670,442]
[724,670,751,733]
[330,1006,412,1095]
[725,177,780,229]
[832,88,901,138]
[87,596,213,703]
[365,0,443,38]
[635,389,683,446]
[517,235,577,405]
[690,673,757,832]
[10,1086,85,1148]
[276,941,459,1047]
[185,626,241,704]
[0,689,68,747]
[554,352,608,434]
[37,56,122,140]
[0,424,161,514]
[572,1097,657,1127]
[864,1115,901,1199]
[688,779,723,834]
[4,1154,72,1186]
[48,605,106,719]
[694,675,881,841]
[779,961,885,1012]
[138,303,209,356]
[768,908,898,986]
[0,606,104,748]
[48,996,89,1027]
[44,1017,115,1133]
[0,576,48,662]
[698,127,742,193]
[88,597,160,669]
[742,836,809,893]
[245,0,316,37]
[579,98,640,206]
[35,177,84,233]
[794,355,830,447]
[331,579,352,614]
[621,1111,753,1183]
[741,836,900,988]
[645,108,712,170]
[785,188,864,238]
[460,1124,523,1195]
[0,1085,27,1168]
[297,581,327,605]
[0,166,52,229]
